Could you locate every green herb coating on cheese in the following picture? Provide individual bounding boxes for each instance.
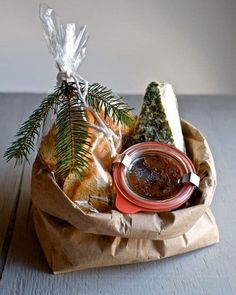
[132,81,175,145]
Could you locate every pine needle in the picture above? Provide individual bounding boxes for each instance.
[55,87,91,178]
[4,90,59,165]
[86,83,134,126]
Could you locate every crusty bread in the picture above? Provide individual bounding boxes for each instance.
[38,108,134,212]
[69,161,114,212]
[39,123,57,171]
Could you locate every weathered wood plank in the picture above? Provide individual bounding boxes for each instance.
[0,94,235,295]
[0,94,43,277]
[0,163,25,280]
[0,95,25,252]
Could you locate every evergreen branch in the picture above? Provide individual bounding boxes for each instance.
[4,90,60,165]
[86,83,134,126]
[55,87,91,179]
[5,81,134,179]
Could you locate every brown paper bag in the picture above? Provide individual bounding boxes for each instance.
[31,120,219,274]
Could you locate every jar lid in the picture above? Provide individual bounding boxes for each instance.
[113,142,200,213]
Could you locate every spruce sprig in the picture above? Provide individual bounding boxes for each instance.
[5,81,133,178]
[86,83,133,126]
[4,90,59,165]
[55,82,91,178]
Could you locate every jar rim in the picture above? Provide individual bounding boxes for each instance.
[113,142,197,213]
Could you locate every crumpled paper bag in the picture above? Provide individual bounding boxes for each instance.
[31,120,219,274]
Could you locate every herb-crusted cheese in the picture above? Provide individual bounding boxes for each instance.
[132,81,185,152]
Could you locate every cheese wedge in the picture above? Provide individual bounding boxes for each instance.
[132,81,185,152]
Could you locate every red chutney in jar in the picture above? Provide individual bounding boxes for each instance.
[126,153,182,201]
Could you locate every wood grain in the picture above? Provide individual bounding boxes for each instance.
[0,94,236,295]
[0,94,42,278]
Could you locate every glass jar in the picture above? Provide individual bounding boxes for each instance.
[113,142,199,213]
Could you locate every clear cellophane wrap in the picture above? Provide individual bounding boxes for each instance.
[38,4,133,213]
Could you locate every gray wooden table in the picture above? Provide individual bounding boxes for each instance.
[0,93,235,295]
